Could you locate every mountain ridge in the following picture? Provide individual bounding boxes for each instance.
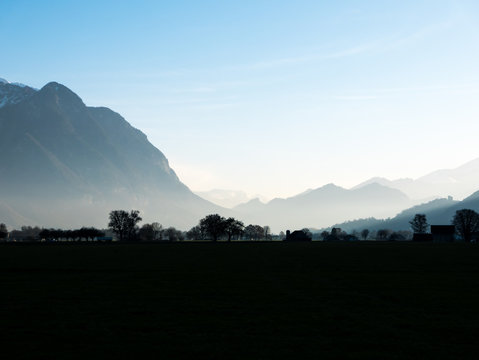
[233,182,412,232]
[353,158,479,200]
[0,80,226,229]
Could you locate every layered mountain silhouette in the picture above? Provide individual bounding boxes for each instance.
[326,190,479,234]
[353,158,479,200]
[3,79,479,232]
[195,189,254,209]
[0,80,223,228]
[233,183,413,232]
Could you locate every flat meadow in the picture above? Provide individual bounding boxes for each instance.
[1,241,478,359]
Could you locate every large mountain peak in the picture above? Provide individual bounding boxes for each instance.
[0,80,223,229]
[35,81,86,111]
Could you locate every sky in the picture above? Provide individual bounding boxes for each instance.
[2,0,479,199]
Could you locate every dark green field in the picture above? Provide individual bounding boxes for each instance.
[1,242,479,359]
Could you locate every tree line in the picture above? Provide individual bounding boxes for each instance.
[407,209,479,242]
[107,211,272,242]
[0,225,107,242]
[321,208,479,242]
[2,208,479,243]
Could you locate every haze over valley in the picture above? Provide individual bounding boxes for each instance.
[2,1,479,233]
[4,3,479,360]
[2,78,479,233]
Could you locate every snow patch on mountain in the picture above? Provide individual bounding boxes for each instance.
[0,78,37,108]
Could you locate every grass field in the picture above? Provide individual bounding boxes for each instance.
[1,241,479,359]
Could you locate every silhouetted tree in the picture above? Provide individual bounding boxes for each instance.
[151,222,163,241]
[302,228,313,240]
[9,226,41,241]
[376,229,392,240]
[320,231,329,241]
[187,225,203,240]
[224,218,244,241]
[108,210,142,241]
[361,229,369,240]
[199,214,226,241]
[344,234,359,241]
[0,223,8,241]
[139,223,163,241]
[80,227,105,241]
[264,226,272,240]
[326,228,346,241]
[63,229,74,241]
[244,224,264,241]
[243,225,255,240]
[278,231,286,241]
[39,228,53,241]
[164,227,184,241]
[410,214,429,233]
[254,225,265,240]
[452,209,479,242]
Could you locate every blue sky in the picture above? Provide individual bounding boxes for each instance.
[2,0,479,198]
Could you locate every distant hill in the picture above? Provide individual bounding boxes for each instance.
[353,158,479,200]
[325,191,479,233]
[0,80,225,229]
[195,189,254,208]
[233,182,413,232]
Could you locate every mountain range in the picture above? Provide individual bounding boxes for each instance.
[326,190,479,234]
[352,157,479,200]
[0,79,224,229]
[232,183,415,232]
[2,78,479,233]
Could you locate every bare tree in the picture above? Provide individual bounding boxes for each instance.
[138,222,163,241]
[108,210,142,241]
[452,209,479,242]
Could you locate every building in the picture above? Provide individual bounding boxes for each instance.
[430,225,455,242]
[284,230,312,242]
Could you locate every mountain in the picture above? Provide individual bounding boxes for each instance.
[0,81,225,229]
[0,79,36,108]
[354,158,479,200]
[326,190,479,234]
[233,183,413,232]
[195,189,253,208]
